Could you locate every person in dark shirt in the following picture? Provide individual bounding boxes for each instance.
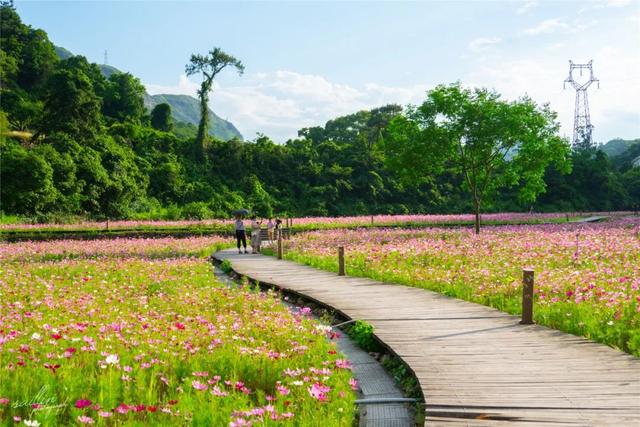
[234,217,247,254]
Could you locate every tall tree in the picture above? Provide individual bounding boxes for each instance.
[386,83,571,233]
[185,47,244,154]
[150,103,173,131]
[102,72,146,123]
[38,65,102,139]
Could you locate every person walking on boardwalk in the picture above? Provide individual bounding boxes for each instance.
[267,218,275,241]
[234,216,247,254]
[250,216,262,253]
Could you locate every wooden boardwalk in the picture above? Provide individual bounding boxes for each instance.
[214,249,640,426]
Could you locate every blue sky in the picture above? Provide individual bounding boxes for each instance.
[16,0,640,143]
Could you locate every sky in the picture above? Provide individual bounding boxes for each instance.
[15,0,640,143]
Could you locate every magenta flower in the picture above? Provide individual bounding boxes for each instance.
[75,399,92,409]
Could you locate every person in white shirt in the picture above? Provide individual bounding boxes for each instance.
[250,216,262,253]
[267,218,274,241]
[234,217,247,254]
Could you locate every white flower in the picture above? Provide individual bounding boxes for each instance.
[292,381,303,386]
[31,333,41,341]
[24,420,40,427]
[105,354,119,365]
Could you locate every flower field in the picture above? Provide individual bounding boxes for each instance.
[1,212,620,234]
[0,237,355,426]
[275,217,640,356]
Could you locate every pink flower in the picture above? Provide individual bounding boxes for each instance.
[349,377,359,391]
[299,307,312,316]
[75,399,92,409]
[115,403,129,414]
[276,385,290,396]
[210,386,228,396]
[307,382,331,401]
[335,359,351,369]
[192,371,209,377]
[97,411,112,418]
[0,398,9,405]
[77,415,94,424]
[192,380,207,391]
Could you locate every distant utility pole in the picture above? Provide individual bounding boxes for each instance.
[564,60,599,149]
[104,50,108,65]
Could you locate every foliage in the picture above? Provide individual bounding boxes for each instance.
[220,258,233,274]
[150,102,173,131]
[385,83,572,233]
[347,320,376,352]
[103,72,146,123]
[0,139,56,214]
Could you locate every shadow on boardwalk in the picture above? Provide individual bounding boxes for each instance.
[214,249,640,427]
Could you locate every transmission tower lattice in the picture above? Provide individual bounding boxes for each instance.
[104,50,108,66]
[564,60,599,149]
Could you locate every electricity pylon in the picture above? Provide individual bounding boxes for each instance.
[564,60,599,149]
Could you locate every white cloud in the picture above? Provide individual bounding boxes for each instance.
[579,0,633,14]
[522,17,598,36]
[146,71,430,142]
[464,45,640,142]
[523,18,570,35]
[145,74,199,97]
[468,37,502,52]
[516,1,538,15]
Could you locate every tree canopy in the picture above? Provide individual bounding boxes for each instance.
[386,84,572,233]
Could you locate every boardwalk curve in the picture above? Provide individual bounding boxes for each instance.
[214,249,640,426]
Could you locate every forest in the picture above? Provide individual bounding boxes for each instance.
[1,2,638,222]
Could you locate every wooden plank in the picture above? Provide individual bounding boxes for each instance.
[214,250,640,426]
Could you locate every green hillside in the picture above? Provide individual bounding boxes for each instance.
[98,64,122,79]
[53,46,242,141]
[599,138,639,158]
[144,93,242,141]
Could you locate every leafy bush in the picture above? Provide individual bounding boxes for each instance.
[182,202,213,220]
[348,320,376,351]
